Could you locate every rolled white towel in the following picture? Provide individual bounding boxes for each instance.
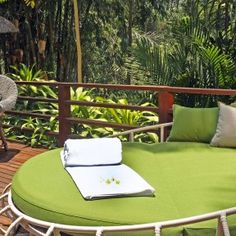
[63,137,122,166]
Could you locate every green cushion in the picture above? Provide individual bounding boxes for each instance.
[183,228,215,236]
[167,105,219,143]
[183,225,236,236]
[12,142,236,236]
[231,102,236,108]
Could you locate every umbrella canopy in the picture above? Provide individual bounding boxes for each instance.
[0,16,18,33]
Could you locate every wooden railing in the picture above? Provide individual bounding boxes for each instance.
[5,81,236,146]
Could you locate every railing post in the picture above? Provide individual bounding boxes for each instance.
[58,84,71,146]
[158,91,174,140]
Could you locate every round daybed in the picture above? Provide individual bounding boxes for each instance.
[2,139,236,236]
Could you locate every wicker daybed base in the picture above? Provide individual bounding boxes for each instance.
[1,123,236,236]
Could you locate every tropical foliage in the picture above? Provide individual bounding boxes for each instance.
[70,90,158,143]
[125,0,236,105]
[0,0,235,90]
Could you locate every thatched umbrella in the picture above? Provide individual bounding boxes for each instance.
[0,16,18,73]
[0,16,18,33]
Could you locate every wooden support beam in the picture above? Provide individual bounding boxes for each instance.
[158,91,174,140]
[58,85,71,146]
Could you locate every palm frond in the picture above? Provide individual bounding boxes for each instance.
[23,0,35,8]
[125,31,172,85]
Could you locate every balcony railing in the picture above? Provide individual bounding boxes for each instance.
[5,81,236,146]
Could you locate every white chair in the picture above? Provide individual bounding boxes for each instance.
[0,75,17,151]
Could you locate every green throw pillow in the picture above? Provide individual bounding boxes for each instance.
[231,102,236,108]
[167,105,219,143]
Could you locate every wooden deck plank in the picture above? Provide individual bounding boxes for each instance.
[0,141,46,235]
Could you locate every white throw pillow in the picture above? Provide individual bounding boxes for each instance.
[210,102,236,148]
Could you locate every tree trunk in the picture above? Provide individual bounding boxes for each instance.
[72,0,82,83]
[126,0,133,85]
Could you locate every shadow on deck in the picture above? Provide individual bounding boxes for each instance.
[0,142,46,234]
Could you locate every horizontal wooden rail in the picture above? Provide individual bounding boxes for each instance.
[3,124,59,137]
[66,117,138,130]
[15,82,236,101]
[166,87,236,95]
[15,81,236,95]
[18,96,58,103]
[15,81,60,87]
[66,100,158,112]
[6,111,54,120]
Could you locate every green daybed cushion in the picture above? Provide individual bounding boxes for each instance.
[12,142,236,235]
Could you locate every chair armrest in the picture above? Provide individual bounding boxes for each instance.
[109,122,173,143]
[0,95,17,112]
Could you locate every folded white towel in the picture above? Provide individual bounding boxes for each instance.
[63,137,122,166]
[64,164,155,200]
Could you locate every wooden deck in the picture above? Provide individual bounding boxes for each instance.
[0,141,46,234]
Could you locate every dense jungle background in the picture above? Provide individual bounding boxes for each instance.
[0,0,236,89]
